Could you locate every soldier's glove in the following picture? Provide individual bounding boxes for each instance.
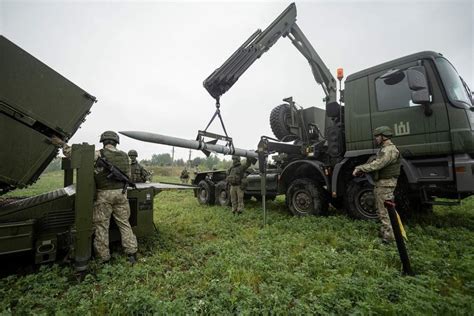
[352,169,363,177]
[50,135,66,148]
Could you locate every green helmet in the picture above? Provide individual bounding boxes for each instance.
[100,131,120,144]
[232,155,241,162]
[128,149,138,157]
[373,126,393,137]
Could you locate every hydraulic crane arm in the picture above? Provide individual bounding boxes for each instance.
[203,2,337,104]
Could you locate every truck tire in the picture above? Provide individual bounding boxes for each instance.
[394,176,433,217]
[215,181,230,206]
[344,180,377,220]
[286,178,328,216]
[197,180,215,205]
[270,104,298,141]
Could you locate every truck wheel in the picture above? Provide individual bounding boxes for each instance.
[215,181,230,206]
[197,180,215,205]
[286,178,328,216]
[394,176,433,217]
[344,180,377,220]
[270,104,298,141]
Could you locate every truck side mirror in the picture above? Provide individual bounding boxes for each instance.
[407,67,430,104]
[380,68,405,85]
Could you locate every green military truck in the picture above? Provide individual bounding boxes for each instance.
[0,36,191,272]
[193,3,474,219]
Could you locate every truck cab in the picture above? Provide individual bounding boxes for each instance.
[332,51,474,218]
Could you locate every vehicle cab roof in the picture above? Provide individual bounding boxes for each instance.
[346,51,443,82]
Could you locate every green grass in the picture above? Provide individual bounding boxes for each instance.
[1,173,473,314]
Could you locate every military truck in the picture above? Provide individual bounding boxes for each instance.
[0,36,191,272]
[193,3,474,219]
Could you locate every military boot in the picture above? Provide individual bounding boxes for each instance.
[127,253,137,265]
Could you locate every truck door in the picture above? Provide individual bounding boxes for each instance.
[368,59,450,157]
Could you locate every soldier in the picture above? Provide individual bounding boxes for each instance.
[128,149,152,183]
[227,155,256,214]
[180,167,190,184]
[52,131,138,264]
[352,126,401,243]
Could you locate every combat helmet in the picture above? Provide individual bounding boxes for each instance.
[128,149,138,157]
[100,131,120,144]
[373,126,393,137]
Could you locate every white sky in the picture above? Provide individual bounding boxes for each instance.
[1,0,473,160]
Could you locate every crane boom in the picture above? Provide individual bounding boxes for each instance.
[203,2,337,104]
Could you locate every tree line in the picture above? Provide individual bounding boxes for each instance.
[140,153,231,170]
[45,153,232,173]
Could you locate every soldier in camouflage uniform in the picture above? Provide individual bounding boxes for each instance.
[227,156,255,214]
[353,126,401,243]
[128,149,152,183]
[52,131,138,263]
[180,167,190,184]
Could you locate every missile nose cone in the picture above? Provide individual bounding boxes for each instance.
[119,131,146,141]
[119,131,136,137]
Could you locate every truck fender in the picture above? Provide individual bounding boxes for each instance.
[331,157,417,197]
[400,159,417,184]
[280,160,329,191]
[331,158,349,197]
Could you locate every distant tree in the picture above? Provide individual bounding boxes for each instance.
[44,157,62,173]
[192,157,204,167]
[175,158,185,167]
[151,153,172,166]
[204,154,220,169]
[140,159,152,166]
[216,158,232,170]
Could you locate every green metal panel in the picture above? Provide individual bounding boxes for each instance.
[71,144,95,271]
[0,219,35,254]
[344,77,373,151]
[0,36,96,192]
[0,116,57,188]
[126,188,156,237]
[301,107,326,136]
[0,36,96,137]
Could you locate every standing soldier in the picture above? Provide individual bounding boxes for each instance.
[180,167,190,184]
[227,156,256,214]
[128,150,152,183]
[352,126,401,243]
[52,131,138,264]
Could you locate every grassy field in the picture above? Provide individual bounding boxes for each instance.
[1,171,473,314]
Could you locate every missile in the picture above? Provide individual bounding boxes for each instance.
[119,131,258,159]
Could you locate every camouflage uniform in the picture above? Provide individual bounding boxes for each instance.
[94,188,137,260]
[128,150,152,183]
[180,168,190,184]
[62,132,138,261]
[227,156,253,214]
[130,161,152,183]
[354,137,400,242]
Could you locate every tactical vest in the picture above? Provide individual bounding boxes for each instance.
[378,146,401,179]
[227,164,244,185]
[95,149,130,190]
[130,163,142,183]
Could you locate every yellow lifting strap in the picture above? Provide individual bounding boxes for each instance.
[395,211,408,241]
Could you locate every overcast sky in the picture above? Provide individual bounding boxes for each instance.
[1,0,472,160]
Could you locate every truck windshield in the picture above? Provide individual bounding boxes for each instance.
[435,57,473,107]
